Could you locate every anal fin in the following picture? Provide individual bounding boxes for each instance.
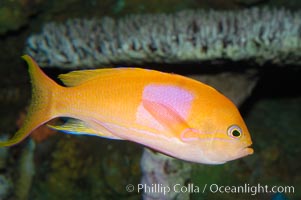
[48,119,122,140]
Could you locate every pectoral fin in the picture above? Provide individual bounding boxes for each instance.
[142,99,190,137]
[48,119,122,140]
[142,100,204,142]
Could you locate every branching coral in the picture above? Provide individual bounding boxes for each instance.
[25,7,300,68]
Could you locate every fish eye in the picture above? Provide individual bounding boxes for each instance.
[227,125,242,139]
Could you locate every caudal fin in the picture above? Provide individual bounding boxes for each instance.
[0,55,63,147]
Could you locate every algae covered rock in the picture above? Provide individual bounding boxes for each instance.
[0,174,13,199]
[30,135,141,200]
[0,0,31,35]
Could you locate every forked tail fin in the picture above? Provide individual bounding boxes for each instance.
[0,55,63,147]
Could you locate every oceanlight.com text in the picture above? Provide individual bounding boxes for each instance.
[209,183,294,196]
[125,183,295,196]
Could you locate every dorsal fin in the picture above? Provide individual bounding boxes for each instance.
[58,68,111,87]
[58,68,148,87]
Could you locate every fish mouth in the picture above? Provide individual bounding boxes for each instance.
[240,145,254,157]
[212,145,254,163]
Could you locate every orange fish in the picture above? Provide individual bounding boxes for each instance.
[0,55,253,164]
